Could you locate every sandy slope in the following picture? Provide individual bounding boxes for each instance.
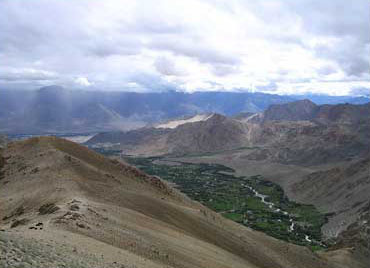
[0,137,343,268]
[155,114,214,129]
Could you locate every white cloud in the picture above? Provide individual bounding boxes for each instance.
[75,77,93,87]
[0,0,369,95]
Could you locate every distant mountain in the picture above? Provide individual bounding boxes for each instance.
[166,114,249,154]
[87,114,249,155]
[314,102,370,124]
[263,99,318,121]
[262,99,370,124]
[87,101,370,163]
[290,94,370,105]
[247,102,370,165]
[1,86,368,134]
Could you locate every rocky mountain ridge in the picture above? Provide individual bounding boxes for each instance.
[1,86,368,134]
[87,101,370,163]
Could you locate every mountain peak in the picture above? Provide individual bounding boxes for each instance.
[263,99,318,121]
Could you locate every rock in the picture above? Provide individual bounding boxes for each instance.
[76,222,86,229]
[70,204,79,211]
[38,203,60,215]
[3,206,25,221]
[10,218,29,228]
[30,167,39,174]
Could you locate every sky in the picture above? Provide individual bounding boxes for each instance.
[0,0,369,96]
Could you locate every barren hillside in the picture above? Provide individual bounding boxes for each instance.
[291,157,370,247]
[0,137,347,268]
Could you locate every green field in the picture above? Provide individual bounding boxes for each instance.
[123,156,328,249]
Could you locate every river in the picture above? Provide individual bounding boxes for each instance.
[243,184,314,243]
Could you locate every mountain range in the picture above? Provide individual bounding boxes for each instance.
[1,86,368,134]
[87,100,370,162]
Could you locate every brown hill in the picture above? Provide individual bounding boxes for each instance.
[314,102,370,124]
[244,119,370,165]
[263,99,318,121]
[165,114,249,154]
[87,114,251,156]
[290,157,370,266]
[334,201,370,266]
[0,137,342,268]
[262,100,370,125]
[291,157,370,239]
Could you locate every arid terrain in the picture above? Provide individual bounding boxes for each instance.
[86,100,370,266]
[1,136,360,268]
[1,0,369,267]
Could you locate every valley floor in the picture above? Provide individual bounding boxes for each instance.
[123,156,328,250]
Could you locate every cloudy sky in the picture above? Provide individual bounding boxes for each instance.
[0,0,369,95]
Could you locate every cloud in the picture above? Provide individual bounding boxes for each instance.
[317,65,337,76]
[313,37,369,77]
[350,87,370,97]
[0,0,368,95]
[150,39,241,65]
[129,72,180,92]
[154,56,186,76]
[210,64,241,77]
[75,77,93,87]
[0,68,58,82]
[256,82,278,92]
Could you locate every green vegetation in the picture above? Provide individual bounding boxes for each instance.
[123,156,328,249]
